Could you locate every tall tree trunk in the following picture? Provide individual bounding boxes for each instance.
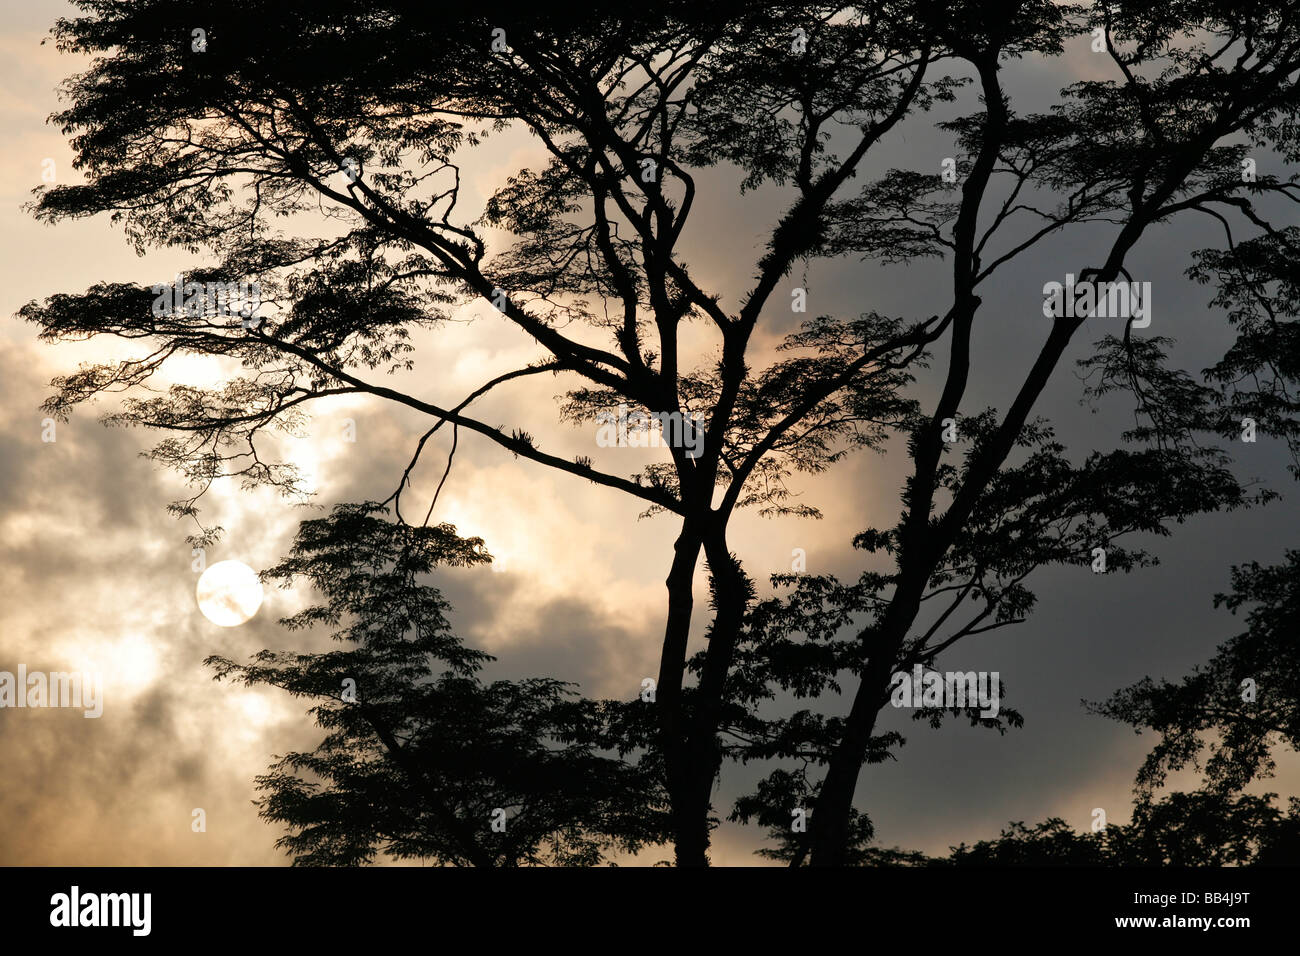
[657,519,707,866]
[656,519,752,866]
[806,588,922,866]
[686,532,752,864]
[807,307,1104,864]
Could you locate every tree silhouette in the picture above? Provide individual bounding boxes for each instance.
[728,410,1254,864]
[207,503,666,865]
[940,792,1300,865]
[813,544,1300,866]
[1093,551,1300,801]
[18,0,1300,864]
[1083,209,1300,864]
[721,0,1300,864]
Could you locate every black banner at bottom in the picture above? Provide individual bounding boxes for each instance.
[0,865,1277,942]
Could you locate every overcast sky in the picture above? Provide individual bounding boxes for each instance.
[1,1,1297,865]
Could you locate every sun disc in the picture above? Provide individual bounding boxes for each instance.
[196,560,264,627]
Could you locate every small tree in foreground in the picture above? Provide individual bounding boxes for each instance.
[207,503,666,866]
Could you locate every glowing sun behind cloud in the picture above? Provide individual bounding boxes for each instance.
[196,560,264,627]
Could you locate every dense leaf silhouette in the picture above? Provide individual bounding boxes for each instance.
[207,503,667,865]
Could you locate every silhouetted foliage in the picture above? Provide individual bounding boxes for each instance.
[1092,551,1300,800]
[207,503,667,865]
[731,407,1259,863]
[941,792,1300,865]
